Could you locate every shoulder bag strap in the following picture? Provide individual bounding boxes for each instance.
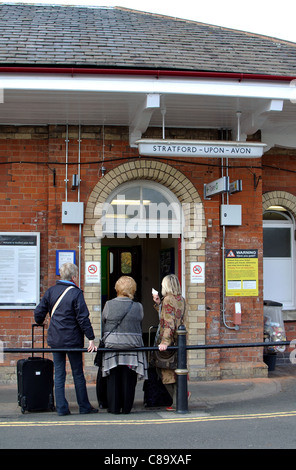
[51,285,75,316]
[103,301,133,340]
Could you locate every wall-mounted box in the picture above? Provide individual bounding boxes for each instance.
[220,204,242,226]
[62,202,84,224]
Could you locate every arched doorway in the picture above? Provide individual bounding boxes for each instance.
[100,180,182,339]
[83,160,206,379]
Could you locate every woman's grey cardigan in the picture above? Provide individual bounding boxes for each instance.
[101,297,148,379]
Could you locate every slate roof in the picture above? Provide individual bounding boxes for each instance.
[0,3,295,76]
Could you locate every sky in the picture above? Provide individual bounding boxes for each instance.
[2,0,296,43]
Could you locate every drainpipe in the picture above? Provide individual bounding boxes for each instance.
[221,158,232,330]
[220,127,238,331]
[65,124,69,202]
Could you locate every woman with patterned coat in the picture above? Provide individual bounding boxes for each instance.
[152,274,186,410]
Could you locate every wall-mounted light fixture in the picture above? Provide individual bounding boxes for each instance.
[99,165,106,177]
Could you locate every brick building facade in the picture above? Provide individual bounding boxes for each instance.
[1,5,296,383]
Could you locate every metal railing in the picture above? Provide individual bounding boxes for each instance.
[3,324,291,414]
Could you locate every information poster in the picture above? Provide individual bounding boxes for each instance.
[225,249,258,297]
[0,233,40,308]
[56,250,76,275]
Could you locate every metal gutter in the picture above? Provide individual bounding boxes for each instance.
[0,66,295,82]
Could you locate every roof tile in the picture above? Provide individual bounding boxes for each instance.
[0,4,295,76]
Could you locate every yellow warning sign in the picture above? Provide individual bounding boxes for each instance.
[225,249,258,297]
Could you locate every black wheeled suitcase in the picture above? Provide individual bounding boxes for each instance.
[17,324,55,413]
[143,367,173,407]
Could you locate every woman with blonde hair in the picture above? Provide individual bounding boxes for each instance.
[101,276,147,414]
[152,274,186,410]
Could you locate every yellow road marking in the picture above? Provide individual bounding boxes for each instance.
[1,410,296,427]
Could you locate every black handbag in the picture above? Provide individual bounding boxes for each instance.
[94,302,133,367]
[94,339,105,367]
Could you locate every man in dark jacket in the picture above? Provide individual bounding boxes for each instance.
[34,262,98,415]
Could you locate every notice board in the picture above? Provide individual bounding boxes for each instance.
[0,232,40,308]
[225,249,258,297]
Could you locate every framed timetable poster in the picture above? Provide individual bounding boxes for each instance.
[0,232,40,309]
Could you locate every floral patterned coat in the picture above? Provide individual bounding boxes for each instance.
[156,293,186,384]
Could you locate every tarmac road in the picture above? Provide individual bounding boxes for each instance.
[1,364,296,451]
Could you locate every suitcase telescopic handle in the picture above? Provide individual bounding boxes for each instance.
[32,323,45,358]
[148,325,158,362]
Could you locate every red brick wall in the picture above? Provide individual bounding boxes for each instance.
[0,126,138,367]
[0,131,48,347]
[204,162,264,368]
[262,148,296,357]
[1,125,295,378]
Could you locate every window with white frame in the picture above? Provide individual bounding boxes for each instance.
[102,181,182,237]
[263,207,295,309]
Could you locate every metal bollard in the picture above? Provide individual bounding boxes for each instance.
[175,324,189,413]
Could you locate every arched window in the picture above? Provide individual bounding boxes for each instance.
[102,181,182,237]
[263,206,295,308]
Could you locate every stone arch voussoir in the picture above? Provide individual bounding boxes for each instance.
[263,191,296,221]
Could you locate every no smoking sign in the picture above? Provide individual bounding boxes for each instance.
[85,261,100,284]
[190,262,205,283]
[88,264,97,274]
[193,265,202,275]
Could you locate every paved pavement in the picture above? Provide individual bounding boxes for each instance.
[1,364,295,418]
